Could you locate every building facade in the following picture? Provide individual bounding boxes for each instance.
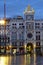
[0,6,43,54]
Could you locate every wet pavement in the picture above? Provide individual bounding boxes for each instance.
[0,54,43,65]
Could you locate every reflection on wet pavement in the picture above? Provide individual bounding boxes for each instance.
[0,54,43,65]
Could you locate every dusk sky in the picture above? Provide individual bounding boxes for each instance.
[0,0,43,19]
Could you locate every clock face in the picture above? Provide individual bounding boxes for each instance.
[27,33,33,38]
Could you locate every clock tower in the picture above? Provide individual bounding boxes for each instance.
[24,5,35,20]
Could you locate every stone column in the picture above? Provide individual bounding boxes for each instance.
[24,42,27,53]
[10,30,12,54]
[34,43,36,54]
[17,29,19,52]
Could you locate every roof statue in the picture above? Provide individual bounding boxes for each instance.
[24,5,35,14]
[27,5,30,11]
[32,8,35,13]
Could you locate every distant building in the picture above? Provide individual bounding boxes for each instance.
[0,6,43,54]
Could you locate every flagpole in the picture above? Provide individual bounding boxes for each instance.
[4,0,6,54]
[4,0,6,19]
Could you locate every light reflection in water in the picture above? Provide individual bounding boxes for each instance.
[0,54,43,65]
[0,56,8,65]
[0,56,11,65]
[34,54,36,65]
[26,54,31,65]
[24,55,26,65]
[0,55,33,65]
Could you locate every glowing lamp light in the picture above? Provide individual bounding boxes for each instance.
[24,44,26,49]
[6,46,8,50]
[0,20,5,25]
[34,44,36,48]
[9,45,12,48]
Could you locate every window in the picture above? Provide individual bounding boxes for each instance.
[35,23,40,25]
[14,42,17,46]
[19,32,24,40]
[19,42,24,46]
[42,26,43,28]
[36,35,40,40]
[12,32,17,40]
[22,26,24,28]
[15,23,16,25]
[8,37,10,43]
[35,26,40,29]
[36,42,40,46]
[6,25,10,30]
[19,23,23,25]
[12,23,16,29]
[35,23,40,29]
[12,23,16,26]
[1,39,3,42]
[12,23,14,25]
[36,31,40,34]
[42,23,43,29]
[7,40,8,42]
[42,23,43,25]
[29,24,31,29]
[26,23,34,30]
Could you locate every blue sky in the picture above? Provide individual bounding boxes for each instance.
[0,0,43,19]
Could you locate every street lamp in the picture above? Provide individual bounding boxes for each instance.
[0,20,6,29]
[4,0,6,19]
[0,20,5,25]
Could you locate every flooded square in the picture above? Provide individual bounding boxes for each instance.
[0,54,43,65]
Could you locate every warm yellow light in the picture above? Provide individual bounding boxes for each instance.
[6,46,9,50]
[0,56,9,65]
[9,45,12,48]
[1,46,3,48]
[0,20,5,25]
[24,44,26,49]
[34,44,36,48]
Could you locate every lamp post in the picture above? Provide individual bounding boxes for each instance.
[4,0,6,19]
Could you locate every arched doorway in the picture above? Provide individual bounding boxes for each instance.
[26,43,33,54]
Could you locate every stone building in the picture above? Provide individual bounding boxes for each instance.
[0,6,43,54]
